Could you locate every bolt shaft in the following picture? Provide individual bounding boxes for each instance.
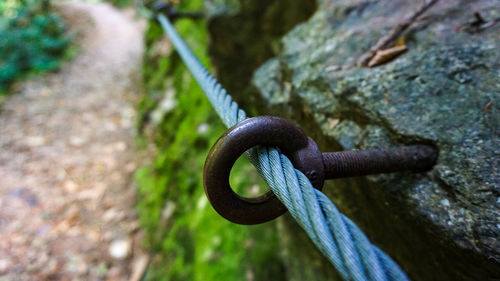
[322,145,437,179]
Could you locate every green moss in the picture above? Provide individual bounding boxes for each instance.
[136,2,284,280]
[0,1,71,94]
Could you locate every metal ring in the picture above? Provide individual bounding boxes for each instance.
[203,116,321,225]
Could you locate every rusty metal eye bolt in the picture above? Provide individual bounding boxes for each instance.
[203,116,438,225]
[202,116,323,225]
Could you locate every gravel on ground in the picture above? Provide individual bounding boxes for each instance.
[0,2,147,280]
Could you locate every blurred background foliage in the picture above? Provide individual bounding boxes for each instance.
[0,0,287,278]
[136,1,285,280]
[0,0,71,94]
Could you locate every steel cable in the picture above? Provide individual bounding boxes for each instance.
[157,14,409,281]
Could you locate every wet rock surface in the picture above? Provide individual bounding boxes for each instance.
[207,0,500,280]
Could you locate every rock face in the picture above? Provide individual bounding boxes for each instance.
[206,0,500,280]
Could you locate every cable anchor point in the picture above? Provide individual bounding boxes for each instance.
[203,116,438,225]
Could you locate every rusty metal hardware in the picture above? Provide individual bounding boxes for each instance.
[203,116,438,225]
[154,2,203,22]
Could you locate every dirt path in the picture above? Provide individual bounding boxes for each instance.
[0,3,147,280]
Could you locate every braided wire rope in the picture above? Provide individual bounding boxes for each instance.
[157,14,409,281]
